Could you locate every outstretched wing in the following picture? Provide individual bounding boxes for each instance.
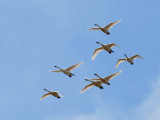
[130,54,143,61]
[80,83,95,93]
[40,93,51,100]
[92,47,104,60]
[116,59,127,69]
[85,78,100,81]
[104,20,121,30]
[49,70,62,72]
[88,28,101,30]
[66,62,83,72]
[105,43,119,49]
[103,70,122,82]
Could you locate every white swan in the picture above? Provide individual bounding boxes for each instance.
[92,42,119,60]
[88,20,121,35]
[86,70,122,85]
[40,89,63,100]
[49,62,83,77]
[116,54,143,69]
[80,71,122,93]
[80,79,103,93]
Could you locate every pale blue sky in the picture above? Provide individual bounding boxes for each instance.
[1,0,160,120]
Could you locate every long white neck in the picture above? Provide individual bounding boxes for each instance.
[124,54,128,58]
[95,24,101,29]
[55,66,63,70]
[44,89,50,93]
[96,42,103,46]
[94,74,102,79]
[85,79,93,82]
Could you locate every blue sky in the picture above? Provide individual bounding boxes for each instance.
[1,0,160,120]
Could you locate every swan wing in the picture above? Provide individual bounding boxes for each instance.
[66,62,83,72]
[105,43,119,49]
[49,69,62,72]
[104,20,121,30]
[40,93,51,100]
[88,28,101,30]
[85,78,100,80]
[103,70,122,82]
[80,83,95,93]
[92,47,104,60]
[116,59,127,69]
[130,54,143,61]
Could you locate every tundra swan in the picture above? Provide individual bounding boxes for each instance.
[49,62,83,77]
[80,79,103,93]
[92,42,119,60]
[116,54,143,69]
[88,20,121,35]
[40,89,63,100]
[86,70,122,85]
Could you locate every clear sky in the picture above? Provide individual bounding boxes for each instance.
[1,0,160,120]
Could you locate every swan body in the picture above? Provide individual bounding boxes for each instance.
[80,79,103,93]
[116,54,143,68]
[86,70,122,85]
[92,42,119,60]
[40,89,63,100]
[80,71,122,93]
[88,20,121,35]
[49,62,83,77]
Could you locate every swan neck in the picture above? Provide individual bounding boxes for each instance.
[97,42,103,46]
[85,79,92,82]
[95,74,101,79]
[125,54,128,58]
[56,66,63,70]
[44,89,50,93]
[95,24,101,28]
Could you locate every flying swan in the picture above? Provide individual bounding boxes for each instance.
[116,54,143,69]
[92,42,119,60]
[49,62,83,77]
[80,70,122,93]
[40,89,63,100]
[88,20,121,35]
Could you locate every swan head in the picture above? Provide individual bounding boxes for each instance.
[94,73,98,76]
[124,54,127,58]
[95,24,98,26]
[54,66,57,67]
[85,79,88,81]
[96,42,100,44]
[44,88,46,91]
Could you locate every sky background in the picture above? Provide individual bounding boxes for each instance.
[0,0,160,120]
